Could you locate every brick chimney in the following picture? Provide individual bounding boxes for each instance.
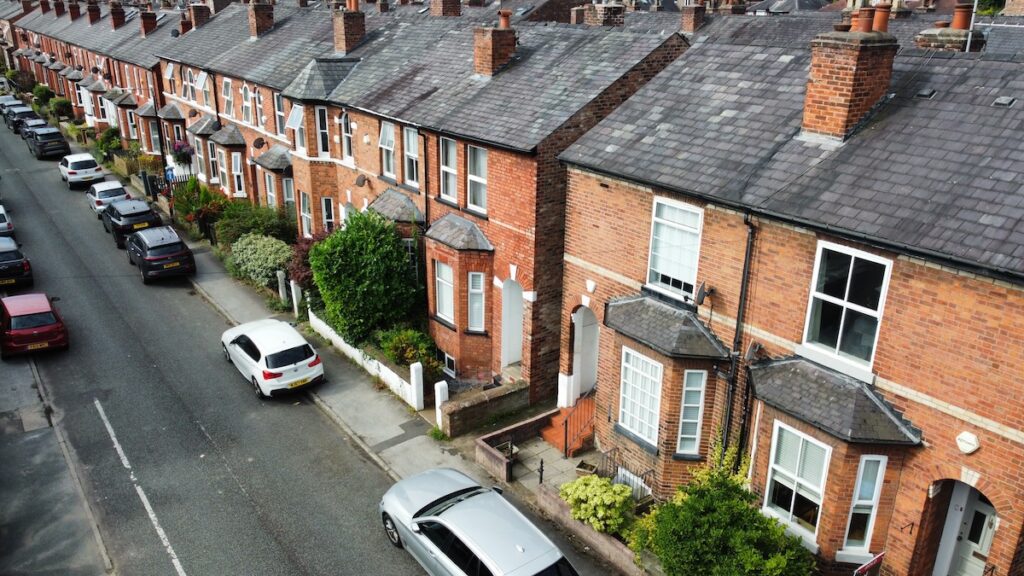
[86,0,100,24]
[474,9,515,76]
[1004,0,1024,15]
[378,0,388,11]
[430,0,459,16]
[248,0,273,38]
[179,12,192,33]
[189,3,211,27]
[211,0,232,13]
[914,3,983,51]
[680,3,705,33]
[68,0,80,19]
[110,0,125,28]
[53,0,65,17]
[802,14,897,141]
[21,0,33,17]
[570,5,585,23]
[584,2,625,26]
[297,0,307,6]
[39,0,50,13]
[333,0,365,54]
[140,9,157,35]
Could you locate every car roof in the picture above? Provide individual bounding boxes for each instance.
[9,106,33,113]
[241,319,307,352]
[1,293,53,316]
[24,118,46,125]
[32,126,59,134]
[65,153,97,162]
[0,236,16,250]
[0,95,18,101]
[91,181,125,192]
[109,199,151,215]
[135,226,181,247]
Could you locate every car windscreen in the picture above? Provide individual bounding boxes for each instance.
[14,110,36,118]
[416,486,490,518]
[97,188,126,199]
[69,159,98,170]
[38,132,63,141]
[147,242,187,257]
[265,344,314,369]
[0,249,23,261]
[534,558,580,576]
[11,312,57,330]
[0,213,6,223]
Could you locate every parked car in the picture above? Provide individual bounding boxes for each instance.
[0,96,23,114]
[0,237,32,290]
[19,118,47,139]
[101,199,162,248]
[4,106,40,134]
[125,226,195,284]
[59,153,104,188]
[26,127,71,160]
[379,468,580,576]
[85,181,130,217]
[220,318,324,398]
[0,78,18,94]
[0,293,68,360]
[0,204,13,238]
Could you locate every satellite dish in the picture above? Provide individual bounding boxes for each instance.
[171,28,180,37]
[693,281,707,306]
[253,137,266,149]
[354,174,367,187]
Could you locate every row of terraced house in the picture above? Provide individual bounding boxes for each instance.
[3,0,1024,574]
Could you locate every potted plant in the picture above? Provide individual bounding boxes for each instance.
[171,140,194,167]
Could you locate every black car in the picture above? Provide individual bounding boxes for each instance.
[19,118,48,140]
[0,97,24,115]
[101,199,163,248]
[26,127,71,159]
[4,107,40,134]
[0,237,32,290]
[125,226,195,284]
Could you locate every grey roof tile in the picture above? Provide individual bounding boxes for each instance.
[186,114,219,136]
[157,102,184,120]
[282,57,358,101]
[604,294,730,359]
[367,188,425,223]
[751,357,921,444]
[253,144,292,171]
[426,212,493,250]
[135,100,157,117]
[210,123,245,146]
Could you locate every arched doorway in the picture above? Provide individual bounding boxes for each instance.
[571,306,599,396]
[931,481,998,576]
[501,279,524,369]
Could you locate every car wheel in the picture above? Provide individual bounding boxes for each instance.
[382,513,403,549]
[252,377,266,400]
[140,267,150,285]
[96,211,102,220]
[127,250,134,266]
[222,344,231,364]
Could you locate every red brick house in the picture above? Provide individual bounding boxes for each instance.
[557,9,1024,576]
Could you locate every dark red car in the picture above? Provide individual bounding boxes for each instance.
[1,293,68,360]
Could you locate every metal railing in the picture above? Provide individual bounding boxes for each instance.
[561,389,596,458]
[596,447,657,505]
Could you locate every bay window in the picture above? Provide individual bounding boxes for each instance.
[434,262,454,323]
[619,348,662,446]
[764,422,830,543]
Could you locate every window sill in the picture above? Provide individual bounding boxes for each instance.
[835,550,875,565]
[432,315,457,332]
[464,329,488,337]
[379,174,398,185]
[465,207,488,220]
[434,196,459,210]
[671,452,704,462]
[761,507,819,554]
[613,423,659,456]
[794,343,874,384]
[399,182,421,195]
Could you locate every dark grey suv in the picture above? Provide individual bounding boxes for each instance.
[26,127,71,159]
[101,199,163,248]
[4,106,40,134]
[125,226,195,284]
[0,237,32,290]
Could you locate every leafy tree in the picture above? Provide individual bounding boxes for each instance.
[309,211,416,344]
[94,127,122,159]
[632,442,815,576]
[49,97,73,118]
[32,84,54,106]
[286,231,330,290]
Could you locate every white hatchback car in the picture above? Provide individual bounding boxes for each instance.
[221,319,324,398]
[86,181,130,218]
[58,153,104,188]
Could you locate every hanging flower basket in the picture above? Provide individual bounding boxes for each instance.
[171,140,194,166]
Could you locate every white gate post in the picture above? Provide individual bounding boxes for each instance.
[409,362,425,411]
[434,381,449,429]
[290,279,301,317]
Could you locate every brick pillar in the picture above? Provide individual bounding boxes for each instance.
[248,0,274,38]
[430,0,460,16]
[85,0,100,24]
[53,0,65,17]
[584,2,625,26]
[680,4,705,33]
[801,27,897,140]
[333,1,365,54]
[110,1,125,28]
[474,9,515,75]
[189,3,211,27]
[68,0,80,19]
[140,10,157,36]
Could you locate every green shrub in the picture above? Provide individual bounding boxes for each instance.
[32,84,54,106]
[215,201,296,248]
[376,327,443,379]
[559,475,635,536]
[94,127,121,159]
[308,211,417,344]
[49,97,72,119]
[230,233,294,287]
[286,231,329,290]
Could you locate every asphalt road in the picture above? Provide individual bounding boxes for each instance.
[0,128,421,574]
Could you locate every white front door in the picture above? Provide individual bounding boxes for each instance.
[500,279,523,368]
[950,492,996,576]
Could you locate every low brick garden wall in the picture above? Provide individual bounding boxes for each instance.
[439,379,530,437]
[475,408,559,482]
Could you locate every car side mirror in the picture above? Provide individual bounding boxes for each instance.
[49,297,60,302]
[491,486,503,495]
[410,523,421,534]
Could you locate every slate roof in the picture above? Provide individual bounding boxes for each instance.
[746,0,831,13]
[979,21,1024,57]
[63,67,82,80]
[426,213,493,250]
[253,144,292,171]
[210,123,245,146]
[15,5,184,69]
[561,29,1024,283]
[46,60,65,70]
[604,295,730,359]
[282,57,358,102]
[157,102,184,120]
[367,188,425,223]
[750,357,921,444]
[87,78,107,92]
[0,1,25,20]
[186,114,219,136]
[135,100,157,117]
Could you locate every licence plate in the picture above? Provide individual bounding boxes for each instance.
[82,175,95,180]
[27,342,48,350]
[289,378,309,389]
[133,223,149,230]
[163,262,180,269]
[0,278,14,285]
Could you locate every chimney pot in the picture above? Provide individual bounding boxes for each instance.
[951,2,972,29]
[248,0,274,38]
[498,7,511,28]
[872,3,890,32]
[856,7,874,32]
[474,19,516,75]
[139,9,157,35]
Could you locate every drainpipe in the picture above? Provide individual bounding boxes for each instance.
[720,213,756,459]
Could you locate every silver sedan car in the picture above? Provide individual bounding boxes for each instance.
[379,468,579,576]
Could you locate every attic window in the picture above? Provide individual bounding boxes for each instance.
[915,88,936,100]
[993,96,1016,108]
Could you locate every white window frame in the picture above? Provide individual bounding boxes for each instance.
[403,127,419,187]
[124,64,131,90]
[274,93,286,136]
[221,78,233,117]
[240,85,252,124]
[439,137,457,202]
[322,197,335,232]
[762,421,831,551]
[286,104,305,152]
[231,152,245,197]
[197,70,209,106]
[194,136,206,178]
[675,370,706,455]
[264,171,276,207]
[434,261,454,323]
[341,112,353,162]
[315,106,330,157]
[646,197,703,303]
[126,110,137,139]
[217,148,228,187]
[254,90,263,128]
[838,455,887,561]
[441,351,456,377]
[208,141,219,183]
[283,178,295,211]
[300,191,312,238]
[618,347,662,446]
[172,124,183,144]
[148,120,161,153]
[797,241,892,381]
[186,69,196,102]
[467,145,487,213]
[379,121,396,178]
[164,62,175,95]
[467,272,484,332]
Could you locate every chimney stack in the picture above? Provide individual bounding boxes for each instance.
[189,3,210,27]
[110,0,125,28]
[297,0,307,6]
[801,19,897,141]
[53,0,65,16]
[179,12,192,33]
[570,5,585,23]
[21,0,33,16]
[333,0,365,54]
[39,0,50,13]
[584,2,625,26]
[86,0,100,24]
[680,3,705,33]
[140,9,157,35]
[474,9,515,76]
[248,0,274,38]
[211,0,231,13]
[378,0,388,11]
[430,0,459,16]
[914,3,983,51]
[68,0,80,19]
